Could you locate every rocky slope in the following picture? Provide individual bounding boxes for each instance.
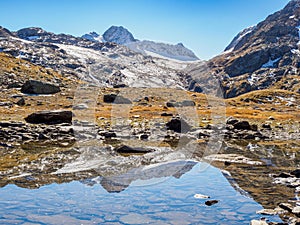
[187,0,300,98]
[0,26,192,88]
[0,0,299,98]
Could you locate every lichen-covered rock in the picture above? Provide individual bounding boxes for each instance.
[21,80,60,94]
[25,110,72,124]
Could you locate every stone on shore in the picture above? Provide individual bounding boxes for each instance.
[21,80,61,94]
[24,110,72,124]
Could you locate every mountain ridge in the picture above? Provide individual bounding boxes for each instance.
[0,0,299,98]
[81,25,199,61]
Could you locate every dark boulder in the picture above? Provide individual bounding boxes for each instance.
[291,169,300,178]
[21,80,60,94]
[161,112,173,117]
[262,123,272,129]
[226,117,239,125]
[115,145,154,154]
[166,118,191,133]
[103,94,132,104]
[16,97,25,106]
[25,110,72,124]
[233,121,251,130]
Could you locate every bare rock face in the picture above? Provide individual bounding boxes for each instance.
[186,0,300,98]
[21,80,61,94]
[25,110,72,124]
[102,26,136,45]
[0,26,13,38]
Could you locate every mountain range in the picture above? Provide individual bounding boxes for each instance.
[0,0,299,98]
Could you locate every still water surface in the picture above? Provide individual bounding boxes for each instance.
[0,162,282,224]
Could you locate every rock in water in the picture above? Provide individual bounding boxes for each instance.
[250,220,268,225]
[166,118,191,133]
[21,80,60,94]
[194,194,210,199]
[205,200,219,206]
[25,110,72,124]
[115,145,154,154]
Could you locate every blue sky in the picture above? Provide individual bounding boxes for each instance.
[0,0,290,59]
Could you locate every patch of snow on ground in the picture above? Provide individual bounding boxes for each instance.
[27,36,40,40]
[261,57,281,68]
[292,49,300,56]
[248,73,260,86]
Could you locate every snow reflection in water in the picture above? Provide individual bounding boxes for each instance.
[0,162,282,224]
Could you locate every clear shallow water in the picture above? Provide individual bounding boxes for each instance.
[0,162,282,225]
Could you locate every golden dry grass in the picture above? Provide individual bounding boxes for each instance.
[0,53,299,126]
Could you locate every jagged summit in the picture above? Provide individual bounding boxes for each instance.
[126,40,199,61]
[81,25,199,61]
[16,27,52,40]
[81,31,103,42]
[0,26,13,37]
[224,26,256,52]
[102,25,136,45]
[187,0,300,97]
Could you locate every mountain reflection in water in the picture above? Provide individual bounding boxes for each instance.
[0,161,282,224]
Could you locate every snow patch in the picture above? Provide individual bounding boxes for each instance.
[248,73,260,86]
[261,57,281,68]
[82,32,104,42]
[126,40,199,61]
[297,26,300,45]
[27,35,40,40]
[224,25,256,51]
[292,49,300,56]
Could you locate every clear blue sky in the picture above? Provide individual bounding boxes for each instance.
[0,0,290,59]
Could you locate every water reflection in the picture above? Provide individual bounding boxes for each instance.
[0,162,282,224]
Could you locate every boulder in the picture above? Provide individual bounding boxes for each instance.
[233,121,251,130]
[115,145,154,154]
[103,94,132,104]
[25,110,72,124]
[262,123,272,129]
[21,80,60,94]
[161,112,173,117]
[180,100,196,107]
[16,97,25,106]
[291,169,300,178]
[226,117,239,125]
[166,118,191,133]
[73,103,89,110]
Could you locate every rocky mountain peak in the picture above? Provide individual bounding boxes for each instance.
[102,25,136,44]
[186,0,300,98]
[81,31,103,42]
[0,26,13,37]
[16,27,52,40]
